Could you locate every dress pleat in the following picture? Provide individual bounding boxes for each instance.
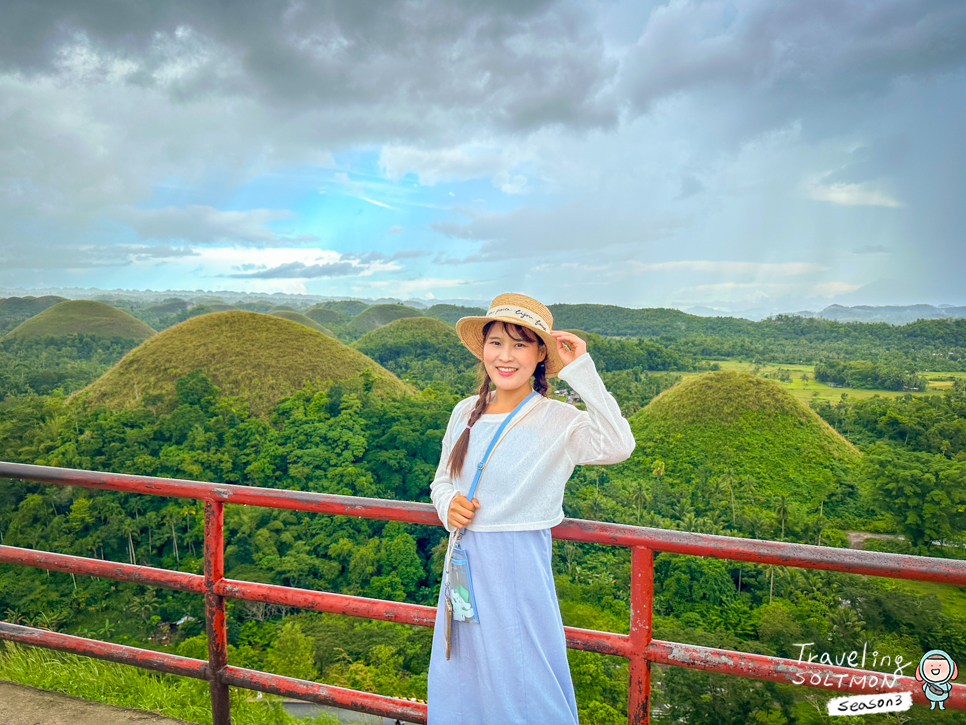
[427,528,579,725]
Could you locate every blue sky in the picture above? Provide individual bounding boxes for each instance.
[2,1,965,312]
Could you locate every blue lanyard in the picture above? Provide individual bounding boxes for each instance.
[465,390,540,501]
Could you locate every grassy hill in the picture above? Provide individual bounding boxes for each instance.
[305,306,350,327]
[353,317,476,370]
[143,299,191,315]
[550,304,743,338]
[626,370,859,501]
[424,304,486,326]
[0,295,67,334]
[270,310,334,336]
[78,311,406,417]
[5,301,156,341]
[203,303,239,312]
[320,300,370,317]
[349,304,422,333]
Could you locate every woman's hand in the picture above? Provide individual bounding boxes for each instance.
[448,494,480,529]
[549,330,587,367]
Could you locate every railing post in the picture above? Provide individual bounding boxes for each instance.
[204,499,230,724]
[628,546,653,725]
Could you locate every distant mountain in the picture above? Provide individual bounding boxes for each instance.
[814,304,965,324]
[683,306,729,317]
[685,303,966,325]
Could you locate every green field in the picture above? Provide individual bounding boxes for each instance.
[684,361,951,404]
[881,579,966,621]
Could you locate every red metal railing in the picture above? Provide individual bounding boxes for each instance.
[2,460,966,723]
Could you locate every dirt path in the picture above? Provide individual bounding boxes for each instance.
[846,531,902,550]
[0,679,194,725]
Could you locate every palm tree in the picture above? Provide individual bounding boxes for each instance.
[680,512,699,533]
[633,479,649,524]
[828,606,865,648]
[720,469,738,525]
[773,495,791,541]
[742,508,770,540]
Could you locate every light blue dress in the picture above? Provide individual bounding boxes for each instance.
[427,528,579,725]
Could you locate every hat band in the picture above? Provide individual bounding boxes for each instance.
[486,305,550,332]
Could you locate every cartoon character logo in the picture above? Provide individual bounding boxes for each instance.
[449,586,475,621]
[916,649,958,710]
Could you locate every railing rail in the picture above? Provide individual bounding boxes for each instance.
[1,460,965,723]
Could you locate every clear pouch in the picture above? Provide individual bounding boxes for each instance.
[447,541,480,624]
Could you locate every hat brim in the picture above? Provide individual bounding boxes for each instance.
[455,315,566,377]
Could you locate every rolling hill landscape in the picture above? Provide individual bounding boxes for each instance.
[349,303,422,333]
[305,306,350,327]
[77,311,407,417]
[352,316,474,367]
[626,371,859,502]
[4,300,156,341]
[0,295,67,334]
[2,290,966,725]
[269,310,335,336]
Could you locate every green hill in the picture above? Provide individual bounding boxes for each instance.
[234,301,274,312]
[424,304,486,326]
[320,300,370,317]
[78,311,406,417]
[305,306,349,327]
[5,301,156,341]
[269,305,299,313]
[349,304,422,333]
[550,304,732,338]
[626,371,859,501]
[353,317,476,370]
[0,295,67,334]
[143,299,191,315]
[270,310,334,336]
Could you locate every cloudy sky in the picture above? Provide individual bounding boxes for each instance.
[2,0,965,311]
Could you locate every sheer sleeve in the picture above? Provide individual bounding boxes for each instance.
[429,397,473,533]
[556,353,636,466]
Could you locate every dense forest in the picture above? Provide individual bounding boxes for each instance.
[3,297,966,724]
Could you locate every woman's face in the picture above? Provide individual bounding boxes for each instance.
[482,322,546,393]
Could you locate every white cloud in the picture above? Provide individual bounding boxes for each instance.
[806,180,903,208]
[354,276,470,297]
[379,144,531,193]
[532,259,827,278]
[360,197,396,210]
[673,280,863,302]
[116,205,311,245]
[629,260,827,276]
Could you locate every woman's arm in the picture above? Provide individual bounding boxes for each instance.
[429,398,471,533]
[556,352,637,466]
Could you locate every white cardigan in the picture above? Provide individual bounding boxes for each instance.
[429,353,636,533]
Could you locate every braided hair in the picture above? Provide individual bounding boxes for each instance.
[447,321,549,479]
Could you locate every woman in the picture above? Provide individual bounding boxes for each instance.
[428,293,636,724]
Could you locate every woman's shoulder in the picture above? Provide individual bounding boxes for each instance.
[451,394,480,419]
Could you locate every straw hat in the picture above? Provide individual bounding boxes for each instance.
[455,293,565,376]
